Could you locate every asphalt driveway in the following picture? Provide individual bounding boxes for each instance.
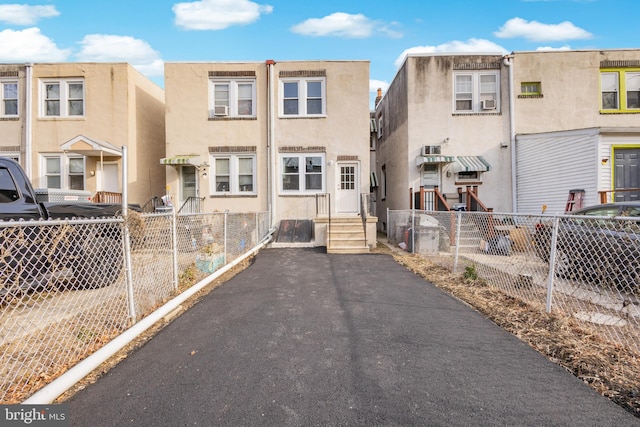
[67,248,639,426]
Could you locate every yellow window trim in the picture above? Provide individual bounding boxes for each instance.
[600,68,640,113]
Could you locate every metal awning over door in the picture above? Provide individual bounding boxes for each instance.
[160,155,201,166]
[452,156,491,172]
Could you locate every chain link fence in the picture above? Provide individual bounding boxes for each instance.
[0,211,270,403]
[388,209,640,356]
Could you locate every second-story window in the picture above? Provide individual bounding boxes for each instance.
[41,79,84,118]
[209,79,256,118]
[280,78,326,117]
[454,72,499,113]
[1,81,18,117]
[601,69,640,111]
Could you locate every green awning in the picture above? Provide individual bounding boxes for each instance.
[160,155,201,166]
[453,156,491,172]
[415,155,455,167]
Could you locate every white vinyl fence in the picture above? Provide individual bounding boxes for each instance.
[0,211,270,403]
[388,209,640,356]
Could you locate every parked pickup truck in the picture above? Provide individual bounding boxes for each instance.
[0,157,132,301]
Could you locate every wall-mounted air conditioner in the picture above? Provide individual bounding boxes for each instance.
[481,99,496,110]
[421,145,441,156]
[213,105,229,116]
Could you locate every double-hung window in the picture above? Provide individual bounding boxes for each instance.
[42,154,85,190]
[601,69,640,111]
[280,78,326,117]
[209,79,256,118]
[210,154,256,194]
[454,72,499,113]
[1,81,18,117]
[40,79,84,117]
[280,153,325,193]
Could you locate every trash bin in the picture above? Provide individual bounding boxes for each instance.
[414,225,439,256]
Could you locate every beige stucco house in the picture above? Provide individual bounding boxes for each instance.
[374,49,640,222]
[164,60,376,252]
[374,53,513,230]
[0,62,165,205]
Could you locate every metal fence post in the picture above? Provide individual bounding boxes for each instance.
[453,211,462,273]
[411,209,415,253]
[171,210,179,291]
[121,146,136,324]
[224,211,228,263]
[545,215,560,313]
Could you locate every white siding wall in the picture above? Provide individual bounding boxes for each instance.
[516,129,599,214]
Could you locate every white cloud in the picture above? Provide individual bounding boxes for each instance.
[394,39,508,68]
[291,12,402,39]
[494,17,592,42]
[535,45,572,51]
[173,0,273,30]
[75,34,164,77]
[0,4,59,25]
[0,27,70,62]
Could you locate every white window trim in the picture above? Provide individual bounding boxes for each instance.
[40,153,86,190]
[453,71,500,113]
[39,78,85,118]
[279,153,326,194]
[1,80,19,117]
[209,78,257,118]
[279,77,326,117]
[209,153,256,195]
[377,116,383,139]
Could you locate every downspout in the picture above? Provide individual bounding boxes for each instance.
[24,63,33,178]
[266,60,277,228]
[503,54,517,212]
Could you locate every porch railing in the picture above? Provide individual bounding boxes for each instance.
[316,193,331,247]
[414,186,452,211]
[465,186,492,213]
[178,197,205,214]
[598,188,640,204]
[93,191,122,204]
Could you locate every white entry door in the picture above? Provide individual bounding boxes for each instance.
[336,162,359,213]
[99,163,119,193]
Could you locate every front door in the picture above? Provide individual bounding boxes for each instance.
[98,162,119,193]
[180,165,197,203]
[336,162,359,213]
[614,148,640,201]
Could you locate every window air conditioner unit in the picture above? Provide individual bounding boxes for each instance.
[421,145,441,156]
[213,105,229,116]
[481,99,496,110]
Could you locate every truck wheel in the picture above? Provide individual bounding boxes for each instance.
[75,235,124,289]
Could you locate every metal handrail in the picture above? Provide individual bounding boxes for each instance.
[177,196,205,214]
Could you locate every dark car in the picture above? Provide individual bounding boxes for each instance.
[533,202,640,292]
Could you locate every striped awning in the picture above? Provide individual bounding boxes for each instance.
[452,156,491,172]
[415,155,455,167]
[160,155,201,166]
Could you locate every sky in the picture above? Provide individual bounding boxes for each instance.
[0,0,638,108]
